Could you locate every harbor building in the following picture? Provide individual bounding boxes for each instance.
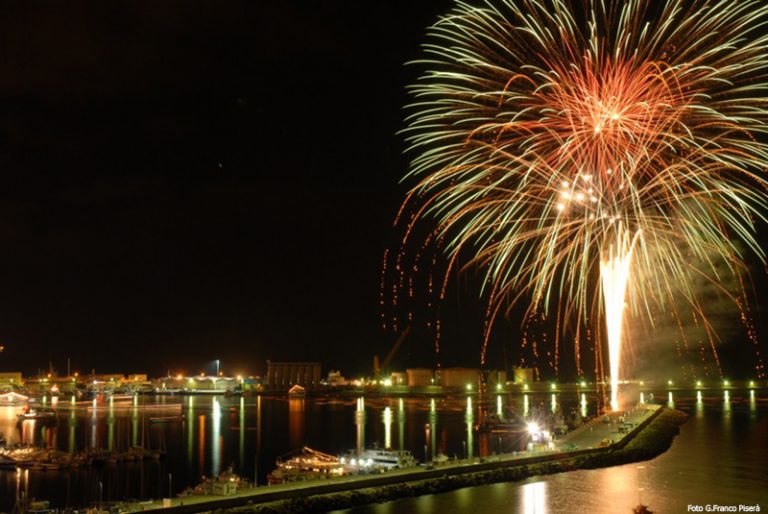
[437,368,480,389]
[0,372,22,388]
[405,368,433,387]
[390,371,407,386]
[266,361,322,389]
[512,366,535,384]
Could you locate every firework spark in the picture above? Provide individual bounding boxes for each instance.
[398,0,768,405]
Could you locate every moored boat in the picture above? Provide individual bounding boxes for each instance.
[267,446,343,484]
[341,446,417,471]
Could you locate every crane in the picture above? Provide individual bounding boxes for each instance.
[374,325,411,381]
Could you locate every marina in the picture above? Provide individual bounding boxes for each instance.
[2,387,759,511]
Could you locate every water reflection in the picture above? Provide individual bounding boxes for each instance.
[355,397,366,452]
[667,391,675,408]
[69,409,76,453]
[550,394,557,414]
[496,395,503,416]
[3,390,766,511]
[520,481,548,514]
[289,397,306,451]
[398,398,405,451]
[186,397,195,462]
[383,407,392,449]
[239,397,245,468]
[465,396,474,459]
[429,399,437,460]
[107,405,115,451]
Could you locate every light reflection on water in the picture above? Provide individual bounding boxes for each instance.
[0,390,763,511]
[521,481,548,514]
[335,391,768,514]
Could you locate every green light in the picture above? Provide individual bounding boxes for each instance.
[523,383,529,391]
[723,380,730,387]
[550,383,556,390]
[749,380,755,388]
[696,380,702,388]
[466,384,472,391]
[667,380,673,386]
[496,383,502,391]
[580,381,586,388]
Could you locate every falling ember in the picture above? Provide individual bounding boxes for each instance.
[600,227,639,411]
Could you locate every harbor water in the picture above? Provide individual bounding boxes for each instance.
[0,390,765,511]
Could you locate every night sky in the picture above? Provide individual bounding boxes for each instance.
[0,1,764,380]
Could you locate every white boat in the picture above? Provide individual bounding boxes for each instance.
[0,391,29,406]
[342,447,417,471]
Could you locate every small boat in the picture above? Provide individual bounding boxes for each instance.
[288,384,306,398]
[179,468,247,497]
[267,446,343,484]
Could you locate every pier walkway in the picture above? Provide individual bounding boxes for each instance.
[134,404,660,513]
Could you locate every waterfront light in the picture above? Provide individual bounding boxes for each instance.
[550,383,556,390]
[667,380,673,386]
[523,383,529,391]
[527,422,539,435]
[466,384,472,392]
[696,380,702,388]
[580,381,586,388]
[496,383,502,391]
[749,380,755,388]
[723,380,730,387]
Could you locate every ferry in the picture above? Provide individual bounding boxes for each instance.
[342,447,417,471]
[267,446,343,484]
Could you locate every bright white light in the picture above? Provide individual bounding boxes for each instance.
[527,422,539,434]
[600,227,639,411]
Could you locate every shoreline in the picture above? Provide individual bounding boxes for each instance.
[137,406,686,514]
[228,408,687,514]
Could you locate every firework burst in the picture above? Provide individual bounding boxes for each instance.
[397,0,768,403]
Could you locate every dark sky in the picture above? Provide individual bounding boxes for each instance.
[0,1,462,378]
[0,1,763,380]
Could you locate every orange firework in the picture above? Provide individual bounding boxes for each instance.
[390,0,768,403]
